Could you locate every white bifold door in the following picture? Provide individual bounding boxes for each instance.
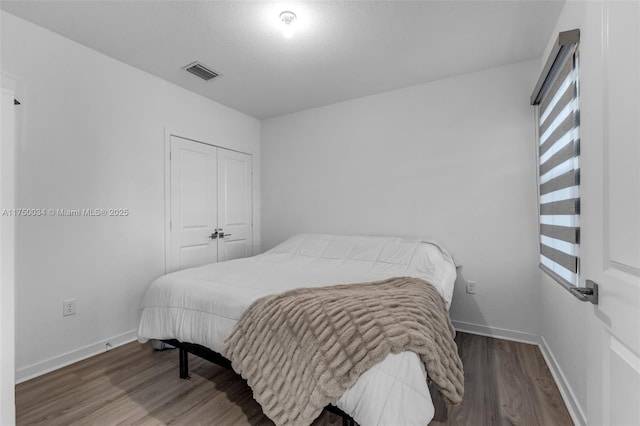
[169,135,252,272]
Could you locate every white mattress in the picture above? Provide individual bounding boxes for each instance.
[138,234,457,425]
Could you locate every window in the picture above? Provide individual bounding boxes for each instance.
[531,29,580,288]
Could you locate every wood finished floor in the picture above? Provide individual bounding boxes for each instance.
[15,333,573,426]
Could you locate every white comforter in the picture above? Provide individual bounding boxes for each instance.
[138,234,457,426]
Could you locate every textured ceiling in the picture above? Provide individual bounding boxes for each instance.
[1,1,564,119]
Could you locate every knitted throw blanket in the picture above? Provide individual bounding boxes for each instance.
[222,277,464,426]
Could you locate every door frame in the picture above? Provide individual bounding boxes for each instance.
[163,128,253,273]
[1,78,18,425]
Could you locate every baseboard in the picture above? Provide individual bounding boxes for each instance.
[538,336,587,426]
[15,329,138,384]
[451,320,540,345]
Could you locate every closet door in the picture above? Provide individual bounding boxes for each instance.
[168,135,253,271]
[169,136,218,271]
[217,149,253,262]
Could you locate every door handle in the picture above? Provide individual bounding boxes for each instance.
[210,229,231,239]
[569,280,599,304]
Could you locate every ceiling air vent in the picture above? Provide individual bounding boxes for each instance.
[182,61,220,81]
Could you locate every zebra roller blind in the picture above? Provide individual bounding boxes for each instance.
[531,29,580,287]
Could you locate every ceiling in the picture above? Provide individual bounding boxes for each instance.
[1,0,564,119]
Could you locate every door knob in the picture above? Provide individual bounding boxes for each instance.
[209,230,218,239]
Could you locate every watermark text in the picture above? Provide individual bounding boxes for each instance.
[2,208,130,217]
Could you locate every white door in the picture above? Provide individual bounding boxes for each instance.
[169,135,253,271]
[217,148,253,262]
[169,136,219,271]
[584,2,640,425]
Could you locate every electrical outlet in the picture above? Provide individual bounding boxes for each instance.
[466,280,477,294]
[63,299,76,316]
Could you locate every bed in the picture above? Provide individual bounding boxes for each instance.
[138,233,459,425]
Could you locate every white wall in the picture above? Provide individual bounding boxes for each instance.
[0,11,261,381]
[262,60,542,340]
[536,2,603,424]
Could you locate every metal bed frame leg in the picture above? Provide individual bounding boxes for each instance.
[179,347,190,379]
[169,341,356,424]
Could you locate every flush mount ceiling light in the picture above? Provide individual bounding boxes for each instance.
[279,10,297,38]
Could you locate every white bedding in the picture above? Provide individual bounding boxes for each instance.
[138,234,457,426]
